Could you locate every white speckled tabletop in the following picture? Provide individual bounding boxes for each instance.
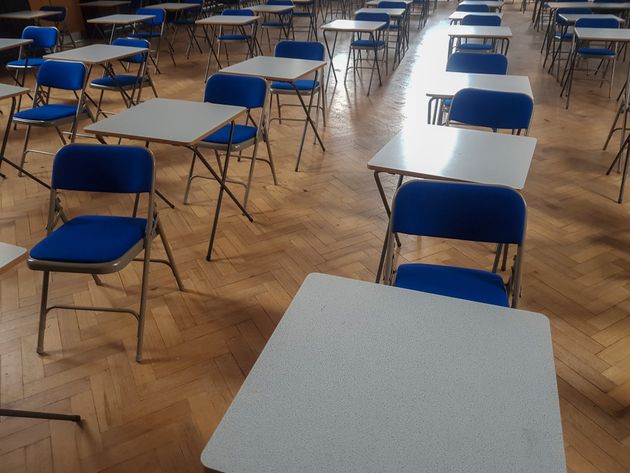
[201,273,566,473]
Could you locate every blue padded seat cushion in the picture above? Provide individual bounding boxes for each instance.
[271,79,318,90]
[14,104,77,121]
[554,31,573,40]
[577,47,615,56]
[6,58,46,68]
[394,263,509,307]
[30,216,147,264]
[91,75,142,87]
[130,32,161,38]
[262,21,291,27]
[203,124,257,144]
[457,43,494,51]
[218,34,251,40]
[351,39,386,48]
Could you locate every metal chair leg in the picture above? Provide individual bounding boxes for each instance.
[36,271,50,354]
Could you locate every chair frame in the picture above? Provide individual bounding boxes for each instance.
[346,13,390,96]
[28,145,184,363]
[381,180,526,308]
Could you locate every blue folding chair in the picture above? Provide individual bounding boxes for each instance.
[40,6,77,49]
[456,4,491,12]
[90,37,157,118]
[6,26,59,113]
[185,73,275,210]
[446,52,508,74]
[210,9,257,77]
[261,0,296,50]
[28,144,183,363]
[381,180,526,308]
[561,17,620,109]
[171,0,205,58]
[457,14,502,53]
[270,41,327,150]
[543,7,592,75]
[130,8,173,72]
[348,12,390,96]
[378,1,409,64]
[11,60,93,181]
[447,88,534,135]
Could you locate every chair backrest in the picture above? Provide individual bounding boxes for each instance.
[223,8,254,15]
[112,37,150,64]
[37,60,87,91]
[52,144,154,194]
[137,7,165,26]
[275,40,325,60]
[390,180,526,245]
[267,0,293,4]
[446,52,508,75]
[377,1,407,7]
[204,73,267,109]
[40,6,67,22]
[575,17,620,28]
[22,26,58,50]
[355,11,390,26]
[456,4,491,12]
[461,14,501,26]
[448,88,534,132]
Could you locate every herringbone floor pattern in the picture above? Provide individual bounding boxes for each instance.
[2,2,630,471]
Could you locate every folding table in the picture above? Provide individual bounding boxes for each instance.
[87,13,156,43]
[425,72,533,124]
[365,0,413,6]
[0,241,81,423]
[195,15,261,80]
[247,4,296,43]
[83,98,248,260]
[0,10,60,24]
[446,25,512,59]
[320,19,387,94]
[355,7,408,66]
[221,56,327,171]
[80,0,131,7]
[448,11,503,24]
[0,38,33,52]
[0,83,51,189]
[368,124,537,279]
[44,44,149,113]
[201,273,566,473]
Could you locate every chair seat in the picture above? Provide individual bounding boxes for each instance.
[393,263,509,307]
[577,47,615,56]
[90,74,143,88]
[262,21,291,28]
[14,104,77,122]
[30,215,147,264]
[218,34,251,41]
[554,32,573,40]
[271,79,319,91]
[351,39,386,48]
[457,43,494,51]
[173,18,195,25]
[6,58,46,69]
[203,124,257,145]
[130,31,162,39]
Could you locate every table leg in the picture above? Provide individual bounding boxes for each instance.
[294,70,323,171]
[203,25,222,81]
[323,30,339,88]
[0,408,81,423]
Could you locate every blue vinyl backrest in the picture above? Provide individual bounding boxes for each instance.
[391,180,527,245]
[137,7,165,25]
[40,6,67,22]
[22,26,58,50]
[204,73,267,109]
[52,144,154,193]
[267,0,294,4]
[377,1,407,7]
[275,40,324,60]
[556,8,593,24]
[223,8,254,15]
[355,11,390,25]
[37,60,87,91]
[461,14,501,26]
[112,37,149,63]
[449,88,534,131]
[456,4,491,12]
[447,52,508,74]
[575,17,620,28]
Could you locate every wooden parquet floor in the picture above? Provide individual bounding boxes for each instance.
[2,2,630,471]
